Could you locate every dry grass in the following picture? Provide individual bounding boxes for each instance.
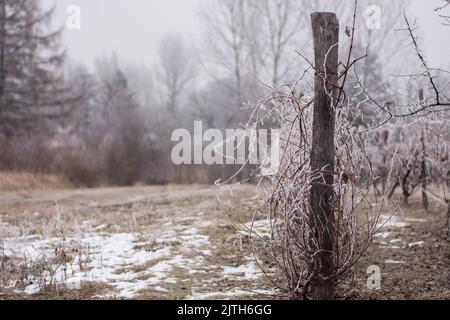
[0,172,74,192]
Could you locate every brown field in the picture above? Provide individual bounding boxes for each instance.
[0,172,74,192]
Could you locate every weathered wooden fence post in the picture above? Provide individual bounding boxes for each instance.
[310,12,339,300]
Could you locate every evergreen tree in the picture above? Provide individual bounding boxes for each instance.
[0,0,65,136]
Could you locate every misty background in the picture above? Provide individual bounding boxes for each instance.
[44,0,449,69]
[1,0,449,187]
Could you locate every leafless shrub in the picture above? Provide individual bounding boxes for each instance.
[101,108,154,186]
[243,87,386,299]
[52,146,101,187]
[0,240,69,295]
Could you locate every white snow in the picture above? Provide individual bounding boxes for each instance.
[380,245,402,250]
[377,214,409,229]
[222,261,260,280]
[1,211,274,300]
[24,284,41,295]
[2,232,174,298]
[408,241,424,247]
[375,214,427,253]
[1,214,221,299]
[240,219,271,238]
[375,231,393,239]
[385,260,407,264]
[404,218,428,223]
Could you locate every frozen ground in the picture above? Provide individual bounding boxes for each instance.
[0,185,449,300]
[0,185,276,300]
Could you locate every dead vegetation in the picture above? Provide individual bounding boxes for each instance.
[0,172,74,192]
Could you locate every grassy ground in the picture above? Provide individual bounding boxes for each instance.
[0,181,449,300]
[356,193,450,300]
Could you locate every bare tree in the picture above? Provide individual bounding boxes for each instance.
[436,0,450,25]
[198,0,249,124]
[157,33,193,114]
[247,0,314,86]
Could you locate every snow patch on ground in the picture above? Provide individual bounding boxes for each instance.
[380,245,402,250]
[408,241,424,248]
[2,232,174,297]
[222,261,260,280]
[375,214,427,256]
[385,260,407,264]
[375,231,393,239]
[238,219,271,239]
[377,214,410,229]
[1,217,219,299]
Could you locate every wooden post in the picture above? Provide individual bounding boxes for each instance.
[310,12,339,300]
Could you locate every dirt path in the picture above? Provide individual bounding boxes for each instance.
[0,185,275,300]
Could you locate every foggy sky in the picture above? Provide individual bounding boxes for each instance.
[43,0,449,70]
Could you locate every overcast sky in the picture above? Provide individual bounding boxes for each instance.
[42,0,449,70]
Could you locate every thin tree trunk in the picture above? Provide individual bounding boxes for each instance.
[387,182,399,200]
[373,181,381,197]
[420,155,429,211]
[401,166,413,208]
[309,12,339,301]
[402,189,409,208]
[447,202,450,242]
[401,179,410,208]
[380,130,389,194]
[419,89,429,211]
